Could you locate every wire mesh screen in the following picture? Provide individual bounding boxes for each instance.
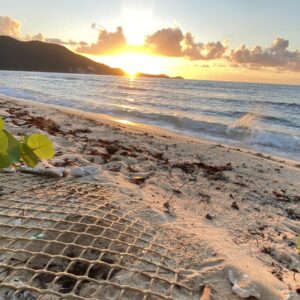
[0,173,199,300]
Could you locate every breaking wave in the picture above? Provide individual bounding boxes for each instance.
[99,108,300,153]
[247,130,300,151]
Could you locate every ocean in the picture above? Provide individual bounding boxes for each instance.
[0,70,299,161]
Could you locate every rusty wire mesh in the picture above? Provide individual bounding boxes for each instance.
[0,173,199,299]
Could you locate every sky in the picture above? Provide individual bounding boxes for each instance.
[1,0,300,84]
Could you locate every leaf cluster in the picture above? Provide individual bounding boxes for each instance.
[0,118,54,168]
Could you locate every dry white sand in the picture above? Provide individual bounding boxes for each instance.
[0,95,299,299]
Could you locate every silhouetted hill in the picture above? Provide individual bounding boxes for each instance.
[0,36,183,79]
[0,36,125,76]
[136,72,183,79]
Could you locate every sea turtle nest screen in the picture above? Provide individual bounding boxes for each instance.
[0,173,198,300]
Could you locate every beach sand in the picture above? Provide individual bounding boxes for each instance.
[0,95,299,299]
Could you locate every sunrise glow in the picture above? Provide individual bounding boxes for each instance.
[1,1,300,84]
[94,52,167,77]
[121,7,154,45]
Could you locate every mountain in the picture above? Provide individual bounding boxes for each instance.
[0,36,125,76]
[0,36,183,79]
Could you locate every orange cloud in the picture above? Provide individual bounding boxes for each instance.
[145,27,184,56]
[181,32,226,60]
[76,26,127,55]
[144,27,226,60]
[1,14,300,73]
[75,25,226,60]
[45,37,78,46]
[28,33,44,41]
[0,16,21,38]
[228,38,300,71]
[25,33,80,47]
[0,15,83,48]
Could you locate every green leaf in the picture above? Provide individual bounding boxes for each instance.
[0,155,11,168]
[6,130,21,163]
[0,118,4,130]
[0,129,10,167]
[0,130,21,168]
[23,135,29,144]
[0,130,8,153]
[26,134,54,159]
[21,143,39,167]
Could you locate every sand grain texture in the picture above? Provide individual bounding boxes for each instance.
[0,96,299,299]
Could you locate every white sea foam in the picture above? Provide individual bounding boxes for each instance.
[247,130,300,151]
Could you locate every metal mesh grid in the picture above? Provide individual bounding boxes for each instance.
[0,173,198,299]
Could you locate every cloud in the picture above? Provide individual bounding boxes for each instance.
[144,29,300,71]
[228,37,300,71]
[201,41,226,60]
[24,33,80,47]
[31,33,44,41]
[145,27,226,60]
[25,33,44,41]
[78,25,225,60]
[1,15,82,48]
[145,27,184,56]
[76,26,127,55]
[44,38,78,46]
[181,32,226,60]
[270,37,289,52]
[0,16,21,38]
[2,15,300,73]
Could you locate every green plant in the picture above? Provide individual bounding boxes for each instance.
[0,117,54,168]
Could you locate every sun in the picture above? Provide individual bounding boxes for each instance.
[113,53,158,76]
[116,53,147,77]
[119,54,140,76]
[97,52,166,77]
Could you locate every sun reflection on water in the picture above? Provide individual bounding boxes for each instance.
[116,119,137,126]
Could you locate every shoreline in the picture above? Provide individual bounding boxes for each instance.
[0,95,299,299]
[1,94,299,168]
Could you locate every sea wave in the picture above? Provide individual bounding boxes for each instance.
[227,113,300,152]
[0,87,51,101]
[262,115,300,128]
[247,130,300,151]
[116,85,148,91]
[101,107,223,136]
[199,96,300,111]
[1,70,299,160]
[103,108,300,153]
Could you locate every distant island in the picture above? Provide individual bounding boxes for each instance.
[0,36,183,79]
[136,73,183,79]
